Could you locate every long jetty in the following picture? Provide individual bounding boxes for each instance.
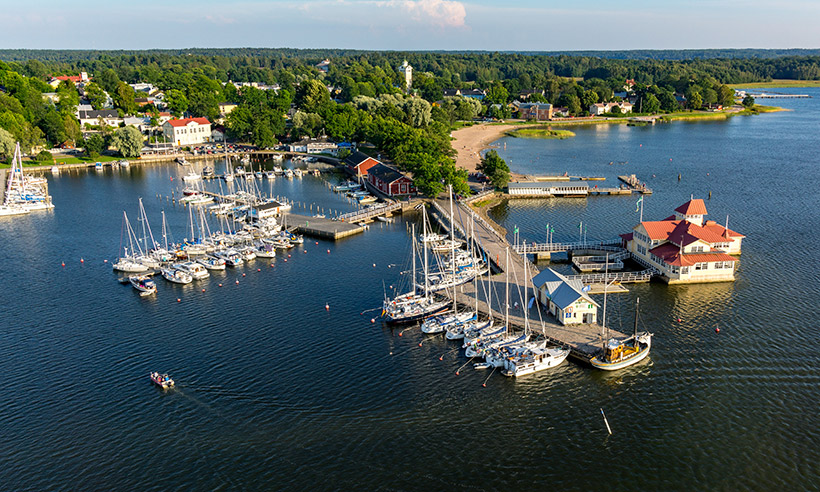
[429,197,631,362]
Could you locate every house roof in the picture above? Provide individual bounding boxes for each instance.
[343,151,377,168]
[461,88,485,96]
[649,243,737,267]
[78,109,119,119]
[518,103,552,110]
[166,117,210,127]
[638,220,678,241]
[531,268,598,309]
[620,232,633,242]
[703,220,746,238]
[443,89,460,96]
[368,164,409,184]
[675,199,708,215]
[668,220,728,246]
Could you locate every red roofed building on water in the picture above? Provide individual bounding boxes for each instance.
[621,198,745,284]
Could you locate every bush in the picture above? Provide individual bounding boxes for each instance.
[35,150,53,162]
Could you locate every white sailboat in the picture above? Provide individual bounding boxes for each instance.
[113,211,150,273]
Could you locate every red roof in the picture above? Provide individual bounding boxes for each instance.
[649,243,737,267]
[620,232,633,242]
[54,75,81,83]
[639,221,678,241]
[675,199,708,216]
[166,117,210,127]
[668,221,728,246]
[703,220,745,238]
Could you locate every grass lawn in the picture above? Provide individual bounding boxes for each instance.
[505,128,575,139]
[727,79,820,89]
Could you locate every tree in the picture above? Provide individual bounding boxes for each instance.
[113,82,138,115]
[83,133,105,157]
[292,110,323,138]
[717,85,735,107]
[742,95,755,108]
[165,89,188,116]
[295,79,331,114]
[477,150,510,189]
[643,94,661,114]
[610,105,622,115]
[582,89,599,110]
[403,97,431,128]
[659,91,679,112]
[34,150,53,162]
[111,126,143,158]
[687,91,703,110]
[0,127,15,162]
[84,83,107,110]
[484,82,509,106]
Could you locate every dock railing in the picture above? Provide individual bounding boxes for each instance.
[513,241,623,254]
[336,202,401,223]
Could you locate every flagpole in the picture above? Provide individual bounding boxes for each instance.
[640,196,644,222]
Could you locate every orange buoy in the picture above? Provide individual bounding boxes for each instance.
[61,262,65,267]
[325,303,329,311]
[201,288,205,292]
[370,318,375,323]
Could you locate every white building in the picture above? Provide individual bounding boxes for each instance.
[531,268,599,325]
[590,101,634,115]
[622,199,745,284]
[397,60,413,91]
[162,117,212,147]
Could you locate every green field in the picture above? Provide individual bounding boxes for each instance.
[505,128,576,139]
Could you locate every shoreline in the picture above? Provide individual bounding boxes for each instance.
[451,106,785,175]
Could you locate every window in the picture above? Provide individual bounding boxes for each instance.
[681,266,690,274]
[637,245,646,255]
[695,262,707,271]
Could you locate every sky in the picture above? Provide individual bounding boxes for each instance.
[2,0,819,51]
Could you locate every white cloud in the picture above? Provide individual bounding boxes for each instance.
[378,0,467,28]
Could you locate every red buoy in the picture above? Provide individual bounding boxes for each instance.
[80,258,84,263]
[677,317,682,322]
[418,342,422,347]
[61,262,65,267]
[219,283,223,287]
[398,332,403,337]
[482,383,486,388]
[715,327,720,333]
[235,280,239,284]
[201,288,205,292]
[455,372,460,376]
[315,241,319,245]
[325,303,330,311]
[177,298,181,302]
[257,268,261,272]
[370,318,375,323]
[242,273,246,277]
[327,249,330,254]
[287,254,291,258]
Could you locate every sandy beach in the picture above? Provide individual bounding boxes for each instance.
[451,123,518,173]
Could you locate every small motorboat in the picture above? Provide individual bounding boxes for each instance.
[161,267,193,284]
[197,255,226,270]
[182,172,201,182]
[150,372,174,388]
[129,274,157,296]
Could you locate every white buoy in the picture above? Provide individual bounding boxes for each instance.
[601,408,612,435]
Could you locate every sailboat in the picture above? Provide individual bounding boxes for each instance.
[3,143,51,213]
[590,297,653,370]
[382,220,449,324]
[113,211,150,273]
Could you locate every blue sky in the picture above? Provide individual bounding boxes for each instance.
[3,0,819,51]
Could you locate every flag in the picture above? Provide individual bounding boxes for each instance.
[514,226,519,234]
[636,196,643,212]
[551,227,555,233]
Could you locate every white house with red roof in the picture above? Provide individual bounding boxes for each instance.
[162,117,212,147]
[622,199,745,284]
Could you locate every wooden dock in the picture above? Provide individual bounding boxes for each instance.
[617,174,653,194]
[282,213,364,240]
[430,198,629,362]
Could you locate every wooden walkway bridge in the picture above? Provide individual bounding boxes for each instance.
[336,202,402,224]
[428,197,632,362]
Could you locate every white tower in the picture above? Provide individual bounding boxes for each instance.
[398,60,413,91]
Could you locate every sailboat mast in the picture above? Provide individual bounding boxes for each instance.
[423,207,429,298]
[161,210,168,251]
[449,185,456,313]
[602,253,609,352]
[523,240,528,334]
[634,297,640,339]
[411,223,417,294]
[505,247,510,332]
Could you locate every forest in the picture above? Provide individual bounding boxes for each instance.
[1,48,818,194]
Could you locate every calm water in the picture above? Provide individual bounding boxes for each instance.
[2,90,819,491]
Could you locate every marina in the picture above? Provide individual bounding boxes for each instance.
[1,89,818,491]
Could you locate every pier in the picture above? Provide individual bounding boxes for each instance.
[281,213,365,240]
[617,174,653,194]
[429,197,631,362]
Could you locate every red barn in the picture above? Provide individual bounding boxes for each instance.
[367,164,416,196]
[344,151,380,177]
